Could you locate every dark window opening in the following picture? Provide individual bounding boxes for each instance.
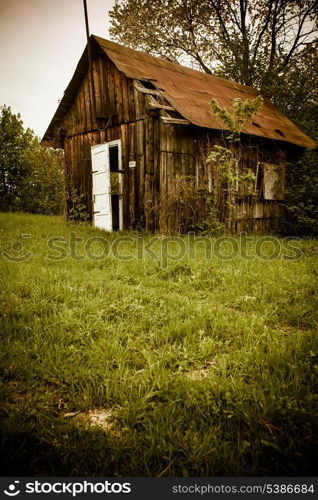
[109,145,119,172]
[140,80,157,90]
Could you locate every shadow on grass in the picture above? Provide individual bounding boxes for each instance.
[1,403,318,477]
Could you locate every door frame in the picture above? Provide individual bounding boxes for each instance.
[107,139,123,231]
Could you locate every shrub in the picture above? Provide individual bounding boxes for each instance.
[157,174,224,234]
[281,148,318,237]
[67,188,90,223]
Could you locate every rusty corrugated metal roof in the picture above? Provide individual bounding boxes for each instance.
[43,35,315,148]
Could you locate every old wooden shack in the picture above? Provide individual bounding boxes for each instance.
[43,35,315,233]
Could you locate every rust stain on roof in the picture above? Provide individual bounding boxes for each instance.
[43,35,315,149]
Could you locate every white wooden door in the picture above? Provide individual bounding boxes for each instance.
[91,141,123,231]
[91,143,112,231]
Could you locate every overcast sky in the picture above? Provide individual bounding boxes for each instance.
[0,0,115,138]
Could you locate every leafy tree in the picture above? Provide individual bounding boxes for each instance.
[109,0,317,135]
[0,105,34,210]
[283,149,318,235]
[109,0,317,95]
[19,140,65,215]
[278,51,318,236]
[0,105,65,214]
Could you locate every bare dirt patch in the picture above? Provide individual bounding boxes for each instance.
[184,360,218,381]
[63,408,116,432]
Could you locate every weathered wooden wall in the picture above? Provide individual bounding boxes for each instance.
[156,123,287,233]
[195,130,286,233]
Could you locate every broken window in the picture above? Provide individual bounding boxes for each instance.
[263,163,285,200]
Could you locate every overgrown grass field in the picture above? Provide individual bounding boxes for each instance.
[0,213,317,476]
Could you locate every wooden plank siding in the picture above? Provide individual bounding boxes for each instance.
[61,51,153,229]
[194,130,286,233]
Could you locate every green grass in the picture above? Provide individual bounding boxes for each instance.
[0,212,317,476]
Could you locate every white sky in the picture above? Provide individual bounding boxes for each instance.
[0,0,115,138]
